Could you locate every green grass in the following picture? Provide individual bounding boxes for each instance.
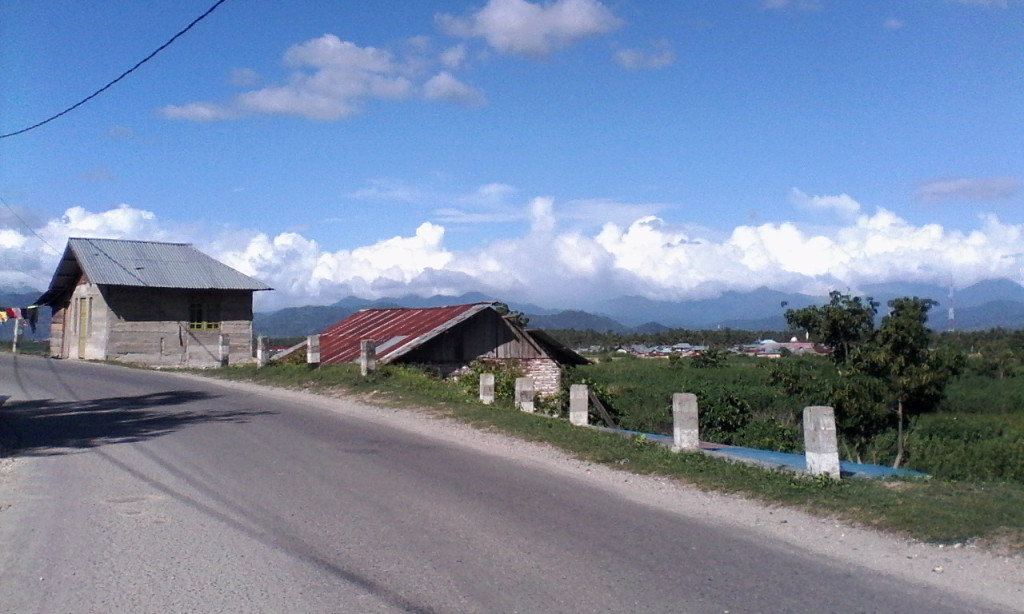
[199,362,1024,554]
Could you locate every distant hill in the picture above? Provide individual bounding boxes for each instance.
[525,310,628,332]
[253,292,557,338]
[595,287,819,328]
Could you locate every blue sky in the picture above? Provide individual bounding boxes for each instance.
[2,0,1022,310]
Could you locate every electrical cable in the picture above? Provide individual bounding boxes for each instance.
[0,195,62,255]
[0,0,231,140]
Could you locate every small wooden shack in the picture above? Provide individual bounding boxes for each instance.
[36,237,271,367]
[319,302,588,395]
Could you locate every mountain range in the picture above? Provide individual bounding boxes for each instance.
[5,279,1024,341]
[251,278,1024,338]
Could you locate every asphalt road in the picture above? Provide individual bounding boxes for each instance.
[0,354,1013,613]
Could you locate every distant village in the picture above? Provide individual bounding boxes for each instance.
[594,337,829,359]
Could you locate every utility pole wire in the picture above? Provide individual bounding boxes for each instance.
[0,0,231,140]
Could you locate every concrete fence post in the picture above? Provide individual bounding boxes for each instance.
[803,405,841,479]
[672,392,700,452]
[515,377,535,413]
[479,373,495,405]
[11,317,20,354]
[218,334,230,367]
[256,335,269,367]
[569,384,589,426]
[307,334,320,368]
[360,339,377,376]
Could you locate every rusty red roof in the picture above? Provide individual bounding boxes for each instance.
[319,302,497,365]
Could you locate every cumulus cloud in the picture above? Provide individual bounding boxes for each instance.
[160,102,237,121]
[914,176,1020,203]
[948,0,1008,7]
[761,0,823,9]
[440,44,469,69]
[789,188,862,218]
[162,34,482,122]
[614,41,675,70]
[437,0,622,57]
[8,197,1024,311]
[883,17,905,29]
[423,72,486,105]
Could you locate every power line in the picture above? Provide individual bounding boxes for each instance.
[0,0,231,140]
[0,195,61,255]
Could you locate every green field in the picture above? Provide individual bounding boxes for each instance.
[566,353,1024,484]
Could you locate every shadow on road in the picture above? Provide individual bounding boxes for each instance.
[0,390,274,456]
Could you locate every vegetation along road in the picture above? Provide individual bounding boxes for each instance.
[0,353,1020,613]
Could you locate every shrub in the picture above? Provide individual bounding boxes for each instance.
[455,360,525,401]
[732,419,802,453]
[904,414,1024,483]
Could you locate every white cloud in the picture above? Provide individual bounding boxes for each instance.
[423,72,486,105]
[789,187,862,218]
[883,17,904,29]
[914,176,1020,203]
[437,0,622,57]
[9,198,1024,311]
[160,102,236,121]
[948,0,1008,7]
[614,41,674,70]
[440,44,469,69]
[761,0,823,9]
[229,68,261,87]
[162,34,482,122]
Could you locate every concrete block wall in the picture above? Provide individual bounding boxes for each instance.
[519,358,561,397]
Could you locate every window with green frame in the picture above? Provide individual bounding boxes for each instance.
[188,302,221,330]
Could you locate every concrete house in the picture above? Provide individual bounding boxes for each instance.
[319,302,589,396]
[36,238,271,367]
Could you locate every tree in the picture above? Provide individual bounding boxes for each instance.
[493,302,530,328]
[852,298,965,467]
[785,291,878,368]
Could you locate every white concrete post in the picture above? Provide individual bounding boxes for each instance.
[307,334,320,367]
[479,373,495,405]
[515,377,535,413]
[672,392,700,451]
[360,339,377,376]
[218,334,230,367]
[569,384,589,426]
[803,405,841,479]
[256,335,269,367]
[11,317,20,354]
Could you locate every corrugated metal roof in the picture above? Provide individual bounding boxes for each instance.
[37,237,270,306]
[319,303,496,364]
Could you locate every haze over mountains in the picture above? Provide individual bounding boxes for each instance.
[249,278,1024,337]
[5,279,1024,341]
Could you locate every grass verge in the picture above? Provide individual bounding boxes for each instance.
[203,362,1024,555]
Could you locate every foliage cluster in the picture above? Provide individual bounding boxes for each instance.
[454,359,525,401]
[564,355,804,453]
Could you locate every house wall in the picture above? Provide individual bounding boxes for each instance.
[401,311,547,364]
[397,311,563,395]
[51,286,255,367]
[54,280,111,360]
[103,287,255,367]
[519,358,562,397]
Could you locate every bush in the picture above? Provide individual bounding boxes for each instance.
[455,360,525,402]
[732,419,803,453]
[905,414,1024,483]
